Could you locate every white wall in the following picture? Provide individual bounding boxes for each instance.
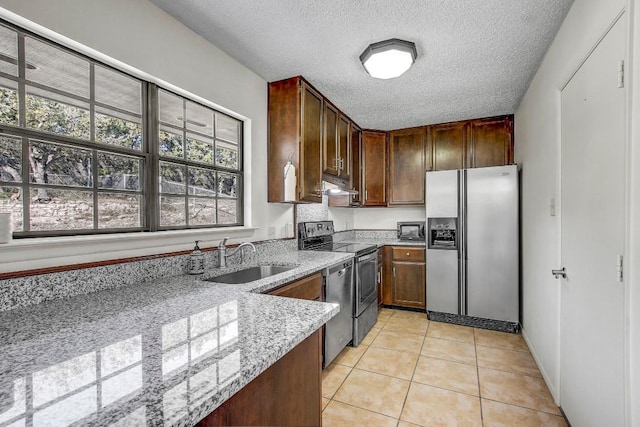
[0,0,293,272]
[353,207,424,229]
[515,0,629,407]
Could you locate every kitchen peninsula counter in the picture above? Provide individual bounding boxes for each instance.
[0,250,352,426]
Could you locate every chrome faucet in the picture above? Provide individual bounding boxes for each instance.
[217,238,257,267]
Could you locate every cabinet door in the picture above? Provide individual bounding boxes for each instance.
[350,124,362,205]
[391,261,426,309]
[300,84,323,202]
[323,103,339,176]
[388,127,426,205]
[361,131,387,206]
[338,114,350,180]
[431,121,467,171]
[468,115,513,168]
[381,246,393,305]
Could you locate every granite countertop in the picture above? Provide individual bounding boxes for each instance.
[0,251,352,426]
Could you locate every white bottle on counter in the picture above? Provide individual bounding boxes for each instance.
[284,160,296,202]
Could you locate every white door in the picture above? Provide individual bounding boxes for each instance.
[559,14,626,427]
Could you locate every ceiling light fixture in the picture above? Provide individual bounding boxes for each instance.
[359,38,417,80]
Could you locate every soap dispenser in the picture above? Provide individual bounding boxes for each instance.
[188,240,205,275]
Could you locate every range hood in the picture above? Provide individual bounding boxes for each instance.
[322,180,359,196]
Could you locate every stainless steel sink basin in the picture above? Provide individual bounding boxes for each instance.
[204,265,296,284]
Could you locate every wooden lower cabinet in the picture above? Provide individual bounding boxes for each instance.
[198,330,322,427]
[381,246,426,309]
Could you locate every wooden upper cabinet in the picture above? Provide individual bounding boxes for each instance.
[323,103,339,177]
[338,114,351,180]
[430,120,467,171]
[468,115,514,168]
[268,77,323,203]
[361,130,387,206]
[388,127,426,206]
[350,124,362,205]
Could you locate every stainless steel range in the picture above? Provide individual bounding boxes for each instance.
[298,221,379,350]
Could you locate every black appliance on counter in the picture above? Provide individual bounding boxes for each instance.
[397,221,426,241]
[298,221,379,350]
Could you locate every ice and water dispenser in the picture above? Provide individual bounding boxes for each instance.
[427,218,458,250]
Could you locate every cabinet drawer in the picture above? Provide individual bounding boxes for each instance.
[391,247,425,262]
[268,272,323,301]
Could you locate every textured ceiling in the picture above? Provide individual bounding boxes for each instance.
[149,0,573,130]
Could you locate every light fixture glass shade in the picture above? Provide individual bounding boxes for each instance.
[360,39,417,79]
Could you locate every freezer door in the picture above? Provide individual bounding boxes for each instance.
[465,165,519,322]
[426,170,460,314]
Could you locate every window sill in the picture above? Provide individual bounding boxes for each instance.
[0,227,258,274]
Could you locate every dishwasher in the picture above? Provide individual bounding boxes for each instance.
[323,259,354,367]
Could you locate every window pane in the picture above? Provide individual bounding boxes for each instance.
[215,140,239,170]
[189,198,216,226]
[187,133,214,165]
[30,188,93,231]
[159,127,184,159]
[0,134,22,182]
[217,172,238,197]
[0,78,18,125]
[25,37,89,98]
[26,87,90,140]
[186,101,213,135]
[98,152,141,191]
[160,195,185,226]
[159,162,185,195]
[96,108,143,150]
[0,186,23,232]
[29,140,92,188]
[215,113,240,143]
[0,25,18,76]
[188,167,216,196]
[158,90,182,127]
[95,65,141,114]
[217,198,239,224]
[98,193,141,229]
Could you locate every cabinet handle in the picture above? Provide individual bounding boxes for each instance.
[393,267,396,277]
[377,271,381,284]
[365,190,368,201]
[406,252,410,256]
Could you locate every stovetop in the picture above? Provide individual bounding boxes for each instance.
[298,221,377,256]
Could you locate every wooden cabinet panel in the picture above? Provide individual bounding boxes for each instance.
[361,130,387,206]
[381,246,393,305]
[300,84,323,202]
[338,114,351,180]
[268,77,323,203]
[323,103,339,177]
[268,272,322,301]
[388,127,426,205]
[391,247,425,262]
[198,331,321,427]
[391,261,426,309]
[430,121,467,171]
[468,115,513,168]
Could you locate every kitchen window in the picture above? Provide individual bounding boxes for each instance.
[0,20,243,237]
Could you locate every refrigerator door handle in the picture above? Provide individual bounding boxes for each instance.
[460,169,468,316]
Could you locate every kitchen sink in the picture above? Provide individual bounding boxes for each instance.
[203,265,297,284]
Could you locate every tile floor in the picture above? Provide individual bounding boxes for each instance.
[322,308,567,427]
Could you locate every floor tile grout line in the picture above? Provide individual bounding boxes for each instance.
[325,398,400,423]
[396,318,429,425]
[480,365,551,380]
[474,328,485,425]
[480,397,566,418]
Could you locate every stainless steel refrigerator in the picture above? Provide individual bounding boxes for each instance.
[425,165,519,330]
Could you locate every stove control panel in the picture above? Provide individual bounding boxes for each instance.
[298,221,334,239]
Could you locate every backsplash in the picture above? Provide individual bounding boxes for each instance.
[355,230,396,239]
[0,238,296,312]
[296,195,329,223]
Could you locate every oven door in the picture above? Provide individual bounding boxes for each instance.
[355,250,378,315]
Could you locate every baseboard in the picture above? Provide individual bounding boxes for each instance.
[522,327,559,404]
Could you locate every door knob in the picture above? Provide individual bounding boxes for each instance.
[552,267,566,279]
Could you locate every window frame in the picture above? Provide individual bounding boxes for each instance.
[0,19,245,238]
